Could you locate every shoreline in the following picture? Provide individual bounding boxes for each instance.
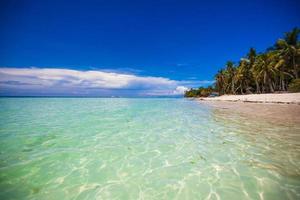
[199,100,300,125]
[198,93,300,105]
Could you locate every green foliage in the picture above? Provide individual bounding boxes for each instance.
[184,86,214,97]
[288,79,300,92]
[185,27,300,97]
[184,88,200,97]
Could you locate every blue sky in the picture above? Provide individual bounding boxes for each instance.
[0,0,299,96]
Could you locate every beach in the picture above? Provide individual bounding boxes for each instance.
[200,100,300,125]
[199,93,300,104]
[198,93,300,125]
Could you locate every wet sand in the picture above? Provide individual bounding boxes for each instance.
[200,100,300,125]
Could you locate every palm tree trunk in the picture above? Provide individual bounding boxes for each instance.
[269,80,274,93]
[255,80,260,93]
[263,72,267,93]
[240,85,244,94]
[279,76,282,91]
[292,54,298,79]
[232,82,235,94]
[272,82,276,92]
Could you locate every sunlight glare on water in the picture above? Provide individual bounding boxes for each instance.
[0,98,299,199]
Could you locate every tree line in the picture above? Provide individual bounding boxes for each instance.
[185,28,300,97]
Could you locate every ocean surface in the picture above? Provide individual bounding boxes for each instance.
[0,98,299,200]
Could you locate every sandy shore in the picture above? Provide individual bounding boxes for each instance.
[200,101,300,124]
[199,93,300,104]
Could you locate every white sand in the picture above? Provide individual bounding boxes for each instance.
[199,93,300,104]
[200,101,300,124]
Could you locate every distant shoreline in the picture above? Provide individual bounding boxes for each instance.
[198,93,300,105]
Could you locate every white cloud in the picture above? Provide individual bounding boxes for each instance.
[0,67,187,96]
[173,86,189,95]
[0,67,214,96]
[0,68,172,88]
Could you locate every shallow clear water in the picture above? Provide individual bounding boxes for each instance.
[0,98,299,200]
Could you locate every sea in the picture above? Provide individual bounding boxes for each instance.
[0,98,299,199]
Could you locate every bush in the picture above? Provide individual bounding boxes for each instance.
[184,87,214,97]
[200,88,212,97]
[184,89,200,97]
[288,79,300,92]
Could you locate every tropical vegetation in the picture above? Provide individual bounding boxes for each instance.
[184,28,300,97]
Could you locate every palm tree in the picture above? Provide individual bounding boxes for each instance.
[225,61,236,94]
[252,53,277,93]
[215,69,225,95]
[234,59,249,94]
[275,28,300,79]
[246,48,257,93]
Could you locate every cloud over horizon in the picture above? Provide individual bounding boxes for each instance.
[0,67,213,96]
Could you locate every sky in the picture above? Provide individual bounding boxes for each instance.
[0,0,299,96]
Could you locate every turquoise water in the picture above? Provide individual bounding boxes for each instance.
[0,98,299,200]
